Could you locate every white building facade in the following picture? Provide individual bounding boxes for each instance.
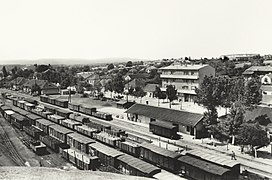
[160,63,215,102]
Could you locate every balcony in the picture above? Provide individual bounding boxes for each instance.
[160,74,199,79]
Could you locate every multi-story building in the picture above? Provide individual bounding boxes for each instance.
[160,63,215,102]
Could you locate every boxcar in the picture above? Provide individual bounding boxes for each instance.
[24,102,36,112]
[86,118,111,131]
[17,100,26,109]
[48,124,74,143]
[139,142,182,172]
[88,142,124,167]
[25,97,38,105]
[92,111,112,121]
[36,118,55,134]
[23,125,45,139]
[0,105,11,115]
[41,111,53,119]
[63,148,99,170]
[93,132,121,147]
[79,105,87,114]
[3,110,15,123]
[10,113,29,130]
[75,124,98,138]
[55,109,72,119]
[48,96,56,105]
[55,98,69,108]
[84,107,96,116]
[12,98,19,107]
[40,135,65,152]
[67,132,96,153]
[68,102,81,112]
[44,104,58,114]
[116,154,161,177]
[26,113,42,126]
[69,114,90,124]
[116,140,140,157]
[12,106,30,117]
[61,119,82,130]
[48,114,65,124]
[40,95,49,103]
[149,121,179,139]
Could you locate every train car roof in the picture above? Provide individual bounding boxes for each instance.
[36,118,55,126]
[49,124,74,134]
[117,154,161,175]
[11,107,30,116]
[48,114,66,120]
[11,113,25,121]
[1,105,11,110]
[62,119,82,125]
[56,108,72,114]
[178,155,231,176]
[55,98,68,102]
[89,142,124,158]
[150,121,177,129]
[4,110,15,115]
[76,124,97,132]
[26,113,42,120]
[67,132,95,144]
[140,142,182,159]
[186,149,240,168]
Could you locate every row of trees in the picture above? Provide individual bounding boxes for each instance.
[195,76,269,153]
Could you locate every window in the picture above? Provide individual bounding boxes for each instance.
[191,71,195,75]
[184,71,189,75]
[186,126,190,132]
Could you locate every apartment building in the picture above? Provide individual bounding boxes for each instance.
[160,63,215,102]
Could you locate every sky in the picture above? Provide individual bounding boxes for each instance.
[0,0,272,64]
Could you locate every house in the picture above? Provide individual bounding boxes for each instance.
[125,103,205,138]
[84,74,111,87]
[9,77,28,90]
[22,79,59,95]
[243,66,272,77]
[261,73,272,84]
[160,63,215,102]
[143,84,160,97]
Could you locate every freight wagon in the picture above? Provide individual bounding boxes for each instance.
[69,114,89,124]
[75,124,98,138]
[23,125,45,139]
[30,141,47,155]
[116,140,140,157]
[149,121,179,139]
[67,132,96,153]
[40,135,69,153]
[61,119,82,130]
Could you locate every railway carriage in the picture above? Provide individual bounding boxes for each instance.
[88,142,124,167]
[68,102,81,112]
[48,96,56,105]
[55,108,72,119]
[23,125,45,139]
[116,154,161,178]
[40,135,68,152]
[17,100,26,109]
[0,105,11,115]
[24,97,38,105]
[116,140,140,157]
[48,124,74,144]
[149,121,179,139]
[48,114,66,124]
[75,124,98,138]
[61,119,82,130]
[92,111,112,121]
[3,109,15,123]
[93,132,121,147]
[26,113,42,126]
[24,102,36,111]
[55,98,69,108]
[139,142,182,173]
[69,114,90,124]
[10,113,29,130]
[44,104,58,114]
[40,95,49,103]
[67,132,96,153]
[36,118,55,134]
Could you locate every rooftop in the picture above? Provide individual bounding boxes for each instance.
[125,104,203,127]
[140,142,182,159]
[159,64,209,70]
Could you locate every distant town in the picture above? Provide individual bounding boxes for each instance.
[0,53,272,180]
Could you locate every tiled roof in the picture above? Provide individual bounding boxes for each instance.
[125,104,203,127]
[140,142,182,159]
[117,154,161,176]
[143,84,160,92]
[178,155,230,176]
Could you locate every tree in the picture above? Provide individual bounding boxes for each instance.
[244,77,262,107]
[236,123,269,156]
[83,65,90,72]
[105,80,114,98]
[2,66,8,77]
[112,73,124,94]
[166,85,177,108]
[107,63,114,70]
[133,87,146,103]
[153,86,162,106]
[126,61,133,67]
[227,102,245,144]
[31,83,41,95]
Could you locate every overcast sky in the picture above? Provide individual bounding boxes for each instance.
[0,0,272,64]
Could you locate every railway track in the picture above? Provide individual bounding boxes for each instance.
[3,90,272,178]
[0,119,26,166]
